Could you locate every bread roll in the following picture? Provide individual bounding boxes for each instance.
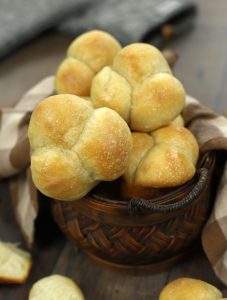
[171,114,184,127]
[123,126,199,193]
[0,241,32,284]
[55,30,121,96]
[113,43,171,86]
[159,278,223,300]
[29,274,85,300]
[91,43,185,132]
[28,94,132,201]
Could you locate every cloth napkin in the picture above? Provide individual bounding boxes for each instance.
[0,0,196,59]
[0,77,227,284]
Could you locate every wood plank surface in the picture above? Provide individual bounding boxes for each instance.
[0,1,227,299]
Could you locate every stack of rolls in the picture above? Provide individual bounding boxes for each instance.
[28,30,199,202]
[91,43,185,132]
[89,40,199,199]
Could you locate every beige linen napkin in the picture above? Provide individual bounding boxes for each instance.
[0,77,227,283]
[0,76,55,247]
[181,96,227,285]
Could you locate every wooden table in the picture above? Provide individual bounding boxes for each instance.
[0,1,227,299]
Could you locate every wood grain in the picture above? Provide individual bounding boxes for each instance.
[0,1,227,299]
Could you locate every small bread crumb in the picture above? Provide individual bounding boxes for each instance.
[0,241,32,284]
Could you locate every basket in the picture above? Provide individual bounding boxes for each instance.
[51,151,216,274]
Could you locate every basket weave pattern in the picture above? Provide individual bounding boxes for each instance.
[52,152,215,270]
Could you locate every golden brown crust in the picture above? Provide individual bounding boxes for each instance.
[91,66,132,123]
[131,73,185,131]
[29,94,94,149]
[30,148,96,201]
[152,126,199,166]
[28,94,132,201]
[55,57,95,96]
[159,278,222,300]
[68,30,122,72]
[55,30,121,96]
[91,43,185,132]
[137,144,196,187]
[113,43,171,86]
[123,132,154,186]
[123,126,199,190]
[75,108,133,180]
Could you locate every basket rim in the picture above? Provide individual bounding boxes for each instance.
[86,151,215,209]
[52,151,216,224]
[52,151,216,226]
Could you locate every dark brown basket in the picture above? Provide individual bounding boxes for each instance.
[52,151,216,273]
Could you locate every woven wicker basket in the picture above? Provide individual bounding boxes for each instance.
[52,151,216,273]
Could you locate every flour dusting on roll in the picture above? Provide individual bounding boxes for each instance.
[28,94,132,201]
[55,30,121,96]
[91,43,185,132]
[123,126,199,198]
